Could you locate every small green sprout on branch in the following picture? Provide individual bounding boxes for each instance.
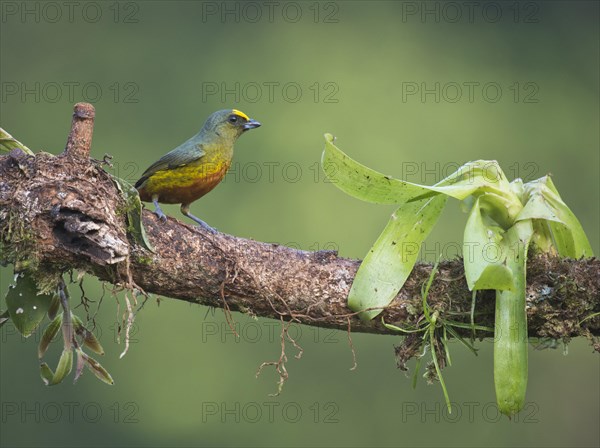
[383,259,494,413]
[321,133,593,417]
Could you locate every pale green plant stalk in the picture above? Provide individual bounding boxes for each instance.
[493,221,532,416]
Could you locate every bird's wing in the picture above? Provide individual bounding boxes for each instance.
[135,142,205,188]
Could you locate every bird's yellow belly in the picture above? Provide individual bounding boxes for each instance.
[138,160,230,204]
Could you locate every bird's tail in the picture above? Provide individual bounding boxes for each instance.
[134,176,148,189]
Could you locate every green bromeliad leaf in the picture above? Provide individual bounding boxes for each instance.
[322,134,519,207]
[347,194,447,320]
[321,133,431,204]
[463,197,514,291]
[517,176,593,258]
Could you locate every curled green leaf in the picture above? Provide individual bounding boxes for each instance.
[321,133,432,204]
[72,313,105,355]
[49,348,73,386]
[47,293,60,321]
[38,314,63,359]
[84,354,115,385]
[518,176,593,258]
[40,363,54,386]
[322,134,518,205]
[109,174,154,252]
[463,197,514,291]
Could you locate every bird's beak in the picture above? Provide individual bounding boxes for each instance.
[243,119,261,131]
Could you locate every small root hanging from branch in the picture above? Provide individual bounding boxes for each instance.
[119,290,136,359]
[255,316,305,395]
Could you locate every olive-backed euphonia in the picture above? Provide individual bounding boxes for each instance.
[135,109,261,232]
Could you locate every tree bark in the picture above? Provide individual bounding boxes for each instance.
[1,103,599,344]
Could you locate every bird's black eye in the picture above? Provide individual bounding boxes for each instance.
[228,115,238,123]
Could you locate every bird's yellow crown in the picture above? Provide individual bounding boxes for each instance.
[232,109,250,121]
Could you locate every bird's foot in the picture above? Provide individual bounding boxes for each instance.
[187,215,217,233]
[191,217,217,234]
[154,210,167,223]
[180,204,217,234]
[152,197,168,223]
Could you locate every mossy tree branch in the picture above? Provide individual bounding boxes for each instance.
[1,103,599,344]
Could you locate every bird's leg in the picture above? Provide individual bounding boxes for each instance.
[152,195,167,223]
[181,203,217,234]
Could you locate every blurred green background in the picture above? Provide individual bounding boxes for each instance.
[1,1,598,447]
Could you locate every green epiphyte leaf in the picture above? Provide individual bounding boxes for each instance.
[518,176,593,258]
[0,128,34,155]
[509,178,525,203]
[49,348,73,386]
[83,353,115,385]
[321,133,432,204]
[463,197,514,291]
[347,194,447,320]
[530,220,556,254]
[110,174,154,253]
[47,293,60,321]
[38,314,63,359]
[322,134,520,208]
[72,313,105,355]
[5,272,54,337]
[40,363,54,385]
